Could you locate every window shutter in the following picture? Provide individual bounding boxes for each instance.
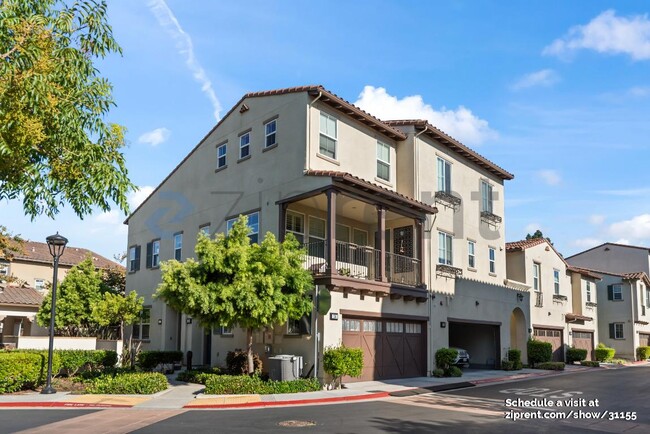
[445,163,451,193]
[135,246,141,271]
[146,242,153,269]
[607,285,614,301]
[609,323,615,339]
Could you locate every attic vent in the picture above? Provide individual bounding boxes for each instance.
[239,104,249,113]
[604,247,610,251]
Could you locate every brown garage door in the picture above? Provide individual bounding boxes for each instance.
[534,328,564,362]
[341,316,426,382]
[640,333,650,348]
[572,331,594,361]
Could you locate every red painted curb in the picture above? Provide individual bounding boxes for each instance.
[0,402,132,409]
[185,391,390,409]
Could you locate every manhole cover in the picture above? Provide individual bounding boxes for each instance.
[278,420,317,427]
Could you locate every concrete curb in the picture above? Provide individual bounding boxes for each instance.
[184,391,390,409]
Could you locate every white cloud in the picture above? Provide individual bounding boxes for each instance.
[628,86,650,97]
[607,214,650,242]
[571,237,604,249]
[354,86,497,145]
[138,128,171,147]
[588,214,606,225]
[536,169,561,186]
[544,10,650,60]
[511,69,560,90]
[129,186,155,210]
[148,0,222,120]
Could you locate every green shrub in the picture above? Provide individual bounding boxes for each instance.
[594,344,615,362]
[204,375,321,395]
[636,346,650,360]
[513,360,523,370]
[57,350,117,376]
[580,360,600,367]
[527,339,552,367]
[226,350,262,375]
[432,368,445,378]
[435,348,458,371]
[136,351,183,371]
[0,351,62,393]
[507,349,521,362]
[566,347,588,364]
[501,360,514,371]
[535,362,565,371]
[84,372,168,394]
[323,346,363,387]
[446,366,463,377]
[176,367,221,384]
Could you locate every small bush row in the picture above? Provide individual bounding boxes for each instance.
[580,360,600,367]
[204,375,321,395]
[176,367,221,385]
[0,352,61,394]
[84,372,168,394]
[535,362,565,371]
[137,351,183,371]
[323,346,363,388]
[527,340,552,367]
[566,347,588,364]
[503,349,523,371]
[636,346,650,360]
[594,343,615,362]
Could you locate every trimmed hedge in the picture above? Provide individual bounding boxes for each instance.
[506,349,523,370]
[0,351,61,393]
[447,366,463,377]
[323,346,363,382]
[226,350,262,375]
[594,343,615,362]
[435,348,458,371]
[84,372,168,394]
[566,347,588,364]
[176,368,221,385]
[636,346,650,360]
[204,375,321,395]
[57,350,118,376]
[527,339,552,367]
[137,351,183,371]
[432,368,445,378]
[580,360,600,367]
[535,362,565,371]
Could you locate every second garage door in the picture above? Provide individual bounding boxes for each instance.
[341,316,426,382]
[639,333,650,348]
[572,331,594,361]
[534,328,564,362]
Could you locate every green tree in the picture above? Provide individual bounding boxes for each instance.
[156,216,314,374]
[92,290,143,340]
[0,0,134,218]
[37,256,103,336]
[526,229,552,244]
[100,265,126,295]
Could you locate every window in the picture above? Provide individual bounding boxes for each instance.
[377,141,390,181]
[386,322,404,333]
[405,323,422,334]
[608,284,623,301]
[336,224,350,242]
[481,180,493,213]
[533,263,540,291]
[307,216,326,258]
[285,211,305,243]
[553,269,560,295]
[287,319,301,335]
[217,143,227,169]
[174,233,183,261]
[132,307,151,340]
[438,232,453,265]
[264,119,277,148]
[34,279,46,291]
[200,224,211,236]
[353,228,368,247]
[129,246,141,272]
[363,320,381,333]
[468,241,476,268]
[152,240,160,267]
[0,262,9,276]
[342,319,360,332]
[239,132,250,159]
[489,247,496,274]
[319,112,337,159]
[227,211,259,244]
[213,325,233,336]
[610,322,624,339]
[586,281,592,303]
[646,287,650,309]
[437,157,451,193]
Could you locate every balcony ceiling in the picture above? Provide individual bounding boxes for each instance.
[294,194,406,224]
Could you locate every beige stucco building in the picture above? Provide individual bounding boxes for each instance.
[125,85,525,380]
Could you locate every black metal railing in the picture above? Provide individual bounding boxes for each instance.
[386,251,421,286]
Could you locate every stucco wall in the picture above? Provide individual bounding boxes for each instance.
[568,244,650,275]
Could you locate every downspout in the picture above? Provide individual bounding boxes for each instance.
[305,91,323,172]
[630,281,637,359]
[413,126,427,200]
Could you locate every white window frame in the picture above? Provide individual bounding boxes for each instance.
[227,211,260,244]
[285,211,305,244]
[174,232,183,261]
[376,141,390,181]
[481,180,493,213]
[34,278,46,291]
[437,157,451,193]
[264,119,277,148]
[133,307,151,340]
[646,286,650,309]
[586,281,592,303]
[612,284,623,301]
[0,262,8,276]
[553,269,560,295]
[217,143,227,169]
[533,262,540,291]
[614,322,624,339]
[438,232,453,265]
[239,132,250,159]
[199,224,211,236]
[152,240,160,268]
[468,241,476,269]
[319,112,337,159]
[129,246,138,272]
[287,319,301,335]
[488,247,496,274]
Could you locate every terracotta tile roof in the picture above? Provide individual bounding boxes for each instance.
[568,267,650,287]
[566,266,602,280]
[385,119,514,181]
[0,285,43,306]
[304,170,438,214]
[6,241,122,270]
[505,238,548,251]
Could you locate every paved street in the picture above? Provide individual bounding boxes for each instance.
[1,366,648,433]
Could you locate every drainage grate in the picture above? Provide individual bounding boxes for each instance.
[278,420,317,428]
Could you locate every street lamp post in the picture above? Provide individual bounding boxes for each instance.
[41,232,68,395]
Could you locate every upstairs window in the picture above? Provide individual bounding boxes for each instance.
[146,240,160,268]
[239,132,250,159]
[437,157,451,193]
[227,211,259,244]
[376,141,390,181]
[34,278,46,291]
[481,180,493,213]
[174,232,183,261]
[199,224,211,236]
[608,284,623,301]
[586,281,592,303]
[438,232,453,265]
[132,307,151,340]
[265,119,277,148]
[553,269,560,294]
[129,245,141,272]
[0,262,8,276]
[217,143,227,169]
[533,262,540,291]
[489,247,496,273]
[319,112,337,159]
[285,211,305,243]
[646,287,650,309]
[468,241,476,268]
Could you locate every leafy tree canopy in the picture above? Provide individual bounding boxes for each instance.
[92,290,143,339]
[0,0,134,218]
[526,229,552,244]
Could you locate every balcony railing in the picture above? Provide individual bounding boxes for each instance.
[301,240,421,286]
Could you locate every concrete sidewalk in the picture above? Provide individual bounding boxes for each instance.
[0,363,623,410]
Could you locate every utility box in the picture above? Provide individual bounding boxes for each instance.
[268,355,303,381]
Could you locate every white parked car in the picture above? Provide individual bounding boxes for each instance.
[451,347,470,368]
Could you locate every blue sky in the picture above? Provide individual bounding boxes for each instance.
[4,0,650,263]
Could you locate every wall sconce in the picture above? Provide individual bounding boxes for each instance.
[186,317,193,325]
[157,319,163,325]
[475,301,480,306]
[568,331,572,336]
[440,321,447,328]
[548,312,551,316]
[528,328,532,333]
[516,293,524,302]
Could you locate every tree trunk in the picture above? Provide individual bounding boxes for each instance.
[247,328,254,374]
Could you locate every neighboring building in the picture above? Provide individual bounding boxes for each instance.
[0,240,122,347]
[125,85,520,380]
[566,243,650,276]
[506,238,600,362]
